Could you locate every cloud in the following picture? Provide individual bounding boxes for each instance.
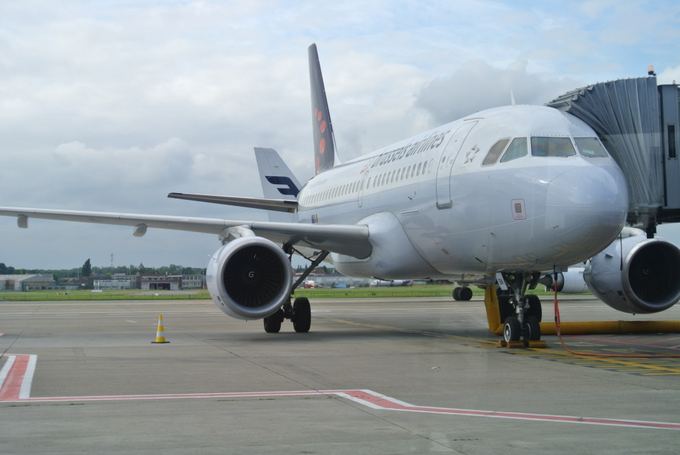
[415,60,581,124]
[659,65,680,85]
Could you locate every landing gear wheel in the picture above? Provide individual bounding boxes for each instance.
[526,295,542,322]
[498,293,514,322]
[263,309,284,333]
[452,287,473,301]
[503,316,521,343]
[524,315,541,341]
[292,297,311,333]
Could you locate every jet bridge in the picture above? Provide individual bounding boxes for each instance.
[548,77,680,236]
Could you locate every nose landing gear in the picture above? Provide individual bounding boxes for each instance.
[497,272,543,345]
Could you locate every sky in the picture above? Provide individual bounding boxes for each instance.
[1,0,680,269]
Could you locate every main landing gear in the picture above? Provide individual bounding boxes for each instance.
[452,286,473,301]
[263,297,311,333]
[263,249,328,334]
[497,272,543,344]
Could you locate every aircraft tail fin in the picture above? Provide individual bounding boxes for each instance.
[308,43,336,175]
[254,147,301,222]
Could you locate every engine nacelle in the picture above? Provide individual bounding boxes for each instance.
[584,229,680,314]
[206,236,293,320]
[544,267,589,293]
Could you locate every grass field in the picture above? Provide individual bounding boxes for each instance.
[0,289,211,301]
[0,285,572,301]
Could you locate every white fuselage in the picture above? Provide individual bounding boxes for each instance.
[296,105,628,281]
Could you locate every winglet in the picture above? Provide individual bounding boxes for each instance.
[308,43,336,175]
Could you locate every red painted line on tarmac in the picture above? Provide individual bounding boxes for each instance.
[2,355,680,431]
[0,354,32,401]
[22,389,341,403]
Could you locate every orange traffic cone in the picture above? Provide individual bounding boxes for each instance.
[151,313,170,344]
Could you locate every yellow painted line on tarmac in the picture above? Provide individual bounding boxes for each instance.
[328,317,680,376]
[540,320,680,335]
[515,346,680,375]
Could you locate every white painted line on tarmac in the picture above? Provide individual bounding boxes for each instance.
[0,355,16,390]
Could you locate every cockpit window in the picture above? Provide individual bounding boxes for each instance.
[482,138,509,166]
[500,137,528,163]
[574,137,609,158]
[531,137,576,157]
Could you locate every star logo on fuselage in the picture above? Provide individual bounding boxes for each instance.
[464,145,480,164]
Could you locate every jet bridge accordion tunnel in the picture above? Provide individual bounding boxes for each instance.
[548,76,680,236]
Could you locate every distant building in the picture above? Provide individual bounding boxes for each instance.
[0,274,56,291]
[140,274,206,291]
[181,274,206,289]
[141,275,182,291]
[93,275,138,290]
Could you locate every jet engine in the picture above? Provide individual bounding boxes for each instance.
[584,229,680,314]
[206,236,293,320]
[543,267,589,293]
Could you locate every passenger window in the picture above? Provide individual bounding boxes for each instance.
[531,137,576,157]
[482,139,510,166]
[574,137,609,158]
[500,137,528,163]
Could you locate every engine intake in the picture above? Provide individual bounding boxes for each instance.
[207,236,293,320]
[584,229,680,314]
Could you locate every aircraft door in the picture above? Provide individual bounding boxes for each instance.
[435,121,477,209]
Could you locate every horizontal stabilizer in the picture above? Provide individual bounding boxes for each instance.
[168,192,298,213]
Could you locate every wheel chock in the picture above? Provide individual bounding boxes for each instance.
[496,339,547,349]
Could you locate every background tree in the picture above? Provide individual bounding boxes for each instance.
[81,258,92,277]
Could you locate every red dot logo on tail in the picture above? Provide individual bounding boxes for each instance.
[319,138,326,154]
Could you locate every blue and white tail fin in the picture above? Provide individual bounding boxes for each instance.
[254,147,301,222]
[308,43,337,175]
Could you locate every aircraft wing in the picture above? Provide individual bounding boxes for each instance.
[0,207,371,258]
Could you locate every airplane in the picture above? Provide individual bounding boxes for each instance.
[2,44,680,343]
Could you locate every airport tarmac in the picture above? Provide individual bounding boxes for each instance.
[1,296,679,454]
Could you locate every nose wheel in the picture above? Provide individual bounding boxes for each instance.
[498,272,542,344]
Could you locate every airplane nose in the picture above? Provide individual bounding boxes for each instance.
[545,163,628,260]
